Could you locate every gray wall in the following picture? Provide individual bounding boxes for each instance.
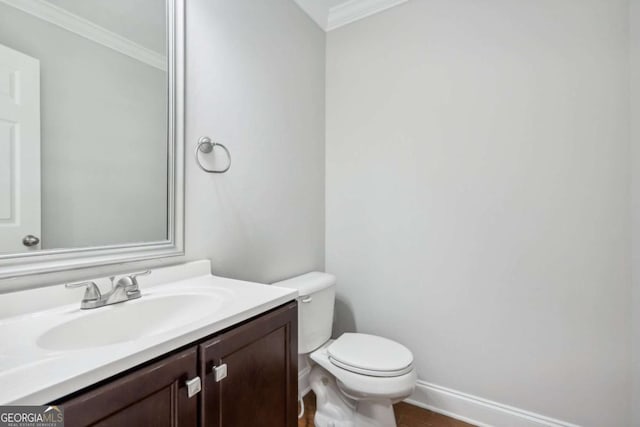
[326,1,631,425]
[0,3,167,250]
[183,0,326,283]
[632,0,640,425]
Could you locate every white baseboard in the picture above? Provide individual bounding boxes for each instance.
[299,365,312,397]
[405,381,581,427]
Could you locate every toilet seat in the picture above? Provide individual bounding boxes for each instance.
[327,333,413,378]
[311,339,417,403]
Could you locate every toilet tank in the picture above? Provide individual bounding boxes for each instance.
[273,272,336,354]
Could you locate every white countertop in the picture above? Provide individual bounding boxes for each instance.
[0,261,297,404]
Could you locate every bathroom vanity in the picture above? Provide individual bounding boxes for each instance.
[0,261,299,427]
[57,302,297,427]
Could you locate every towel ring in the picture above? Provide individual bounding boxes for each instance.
[195,136,231,174]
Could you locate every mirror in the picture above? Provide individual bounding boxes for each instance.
[0,0,184,279]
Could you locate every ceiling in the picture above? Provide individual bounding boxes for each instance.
[293,0,408,31]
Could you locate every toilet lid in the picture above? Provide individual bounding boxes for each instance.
[327,333,413,378]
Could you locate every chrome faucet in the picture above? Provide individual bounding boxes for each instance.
[66,271,151,309]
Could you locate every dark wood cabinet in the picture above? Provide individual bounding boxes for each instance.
[199,301,297,427]
[55,302,297,427]
[59,347,198,427]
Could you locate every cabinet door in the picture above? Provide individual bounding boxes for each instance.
[57,347,199,427]
[199,302,298,427]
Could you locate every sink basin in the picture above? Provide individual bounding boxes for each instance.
[37,294,220,350]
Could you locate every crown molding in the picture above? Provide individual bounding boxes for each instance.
[0,0,167,71]
[292,0,328,30]
[327,0,408,31]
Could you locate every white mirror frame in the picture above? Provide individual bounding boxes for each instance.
[0,0,185,280]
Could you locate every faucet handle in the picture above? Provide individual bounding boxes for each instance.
[65,281,101,301]
[129,270,151,280]
[114,270,151,294]
[125,270,151,288]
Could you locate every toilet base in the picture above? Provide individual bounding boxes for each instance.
[309,366,397,427]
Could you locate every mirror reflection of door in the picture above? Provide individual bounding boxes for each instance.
[0,42,41,252]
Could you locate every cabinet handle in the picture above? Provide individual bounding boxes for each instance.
[213,363,227,382]
[185,376,202,398]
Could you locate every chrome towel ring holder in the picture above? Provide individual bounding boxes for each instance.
[195,136,231,173]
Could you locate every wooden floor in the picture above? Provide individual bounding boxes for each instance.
[298,392,475,427]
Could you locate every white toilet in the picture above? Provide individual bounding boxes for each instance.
[274,272,417,427]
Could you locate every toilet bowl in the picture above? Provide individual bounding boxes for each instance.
[310,337,417,427]
[274,272,417,427]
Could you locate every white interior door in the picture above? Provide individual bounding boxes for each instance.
[0,43,41,253]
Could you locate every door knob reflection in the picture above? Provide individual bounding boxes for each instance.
[22,235,40,247]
